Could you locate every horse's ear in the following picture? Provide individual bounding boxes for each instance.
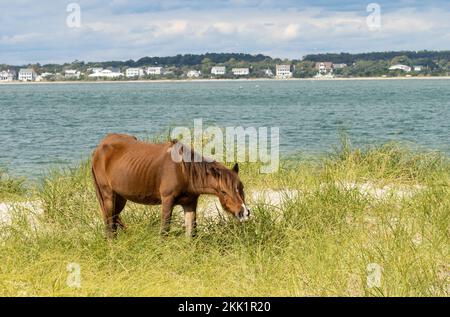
[232,163,239,174]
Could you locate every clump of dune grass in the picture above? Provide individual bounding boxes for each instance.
[0,140,448,296]
[325,134,449,184]
[0,168,27,200]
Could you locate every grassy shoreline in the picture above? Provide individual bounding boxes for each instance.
[0,141,449,296]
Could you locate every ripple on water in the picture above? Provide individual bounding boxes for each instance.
[0,80,449,178]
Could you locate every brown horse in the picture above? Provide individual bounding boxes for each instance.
[91,133,250,238]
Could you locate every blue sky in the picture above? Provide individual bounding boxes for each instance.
[1,0,449,64]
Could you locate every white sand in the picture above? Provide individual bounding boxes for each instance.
[0,201,43,225]
[0,183,425,224]
[337,182,424,199]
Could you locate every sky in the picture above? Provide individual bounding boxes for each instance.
[1,0,450,65]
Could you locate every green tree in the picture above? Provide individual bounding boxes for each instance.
[293,61,315,78]
[200,57,212,74]
[390,55,412,66]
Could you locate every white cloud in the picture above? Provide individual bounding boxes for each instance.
[381,8,436,33]
[1,33,43,44]
[85,22,124,34]
[1,2,449,64]
[163,20,189,36]
[281,24,300,40]
[212,22,236,35]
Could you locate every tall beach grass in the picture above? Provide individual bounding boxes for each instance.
[0,169,27,201]
[0,140,448,296]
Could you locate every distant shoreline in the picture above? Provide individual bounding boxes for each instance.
[1,76,450,85]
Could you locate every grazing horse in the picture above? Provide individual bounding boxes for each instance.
[91,133,250,238]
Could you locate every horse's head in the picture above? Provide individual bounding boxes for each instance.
[208,162,250,221]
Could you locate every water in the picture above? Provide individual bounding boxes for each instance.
[1,79,449,178]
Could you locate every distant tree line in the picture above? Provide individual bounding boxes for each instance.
[2,50,449,79]
[303,50,450,64]
[133,53,270,67]
[80,53,271,70]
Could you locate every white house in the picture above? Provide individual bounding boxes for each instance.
[65,69,81,79]
[232,68,249,76]
[413,65,423,72]
[40,72,53,78]
[0,70,16,81]
[89,67,104,73]
[211,66,226,75]
[389,64,411,72]
[276,65,292,78]
[264,69,274,77]
[333,63,347,69]
[126,68,145,78]
[88,69,123,78]
[315,62,333,74]
[314,62,334,78]
[187,70,201,78]
[18,68,37,81]
[147,67,163,75]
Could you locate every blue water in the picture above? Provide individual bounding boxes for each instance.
[1,79,449,178]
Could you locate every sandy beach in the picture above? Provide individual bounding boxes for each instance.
[0,183,425,225]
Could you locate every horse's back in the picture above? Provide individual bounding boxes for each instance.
[92,133,175,203]
[93,133,170,161]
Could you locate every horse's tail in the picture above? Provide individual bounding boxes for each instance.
[91,153,106,216]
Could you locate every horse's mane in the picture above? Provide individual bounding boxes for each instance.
[174,141,237,191]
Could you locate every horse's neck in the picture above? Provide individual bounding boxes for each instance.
[185,163,220,195]
[188,178,218,195]
[194,186,217,195]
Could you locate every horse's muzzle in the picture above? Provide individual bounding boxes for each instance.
[237,204,250,222]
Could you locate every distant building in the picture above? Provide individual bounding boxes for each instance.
[65,69,81,79]
[263,69,274,77]
[276,65,292,78]
[186,70,201,78]
[40,72,53,78]
[106,67,121,73]
[413,65,423,72]
[389,64,411,72]
[333,63,347,69]
[315,62,333,74]
[0,70,16,81]
[232,68,250,76]
[147,67,163,75]
[211,66,226,75]
[314,62,335,78]
[88,69,123,78]
[126,68,145,78]
[89,67,104,73]
[18,68,37,81]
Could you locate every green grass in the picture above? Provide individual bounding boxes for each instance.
[0,169,27,201]
[0,141,448,296]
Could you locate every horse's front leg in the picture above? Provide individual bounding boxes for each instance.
[182,198,198,238]
[160,196,175,235]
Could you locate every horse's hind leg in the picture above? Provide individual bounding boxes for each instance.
[92,167,116,238]
[99,190,116,239]
[113,194,127,230]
